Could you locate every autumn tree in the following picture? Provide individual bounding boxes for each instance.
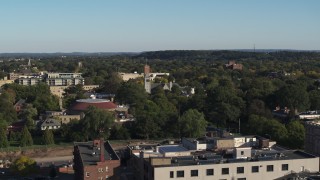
[10,156,37,176]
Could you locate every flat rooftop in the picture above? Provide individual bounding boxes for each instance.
[152,149,317,167]
[158,145,188,153]
[75,141,119,166]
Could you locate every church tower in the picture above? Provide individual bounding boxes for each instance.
[144,64,151,93]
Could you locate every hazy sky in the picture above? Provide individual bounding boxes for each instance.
[0,0,319,52]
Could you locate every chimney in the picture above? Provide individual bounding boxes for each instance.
[100,138,105,162]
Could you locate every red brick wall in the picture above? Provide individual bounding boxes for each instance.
[82,160,120,179]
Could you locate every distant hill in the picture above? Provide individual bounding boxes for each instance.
[135,50,320,61]
[0,52,139,58]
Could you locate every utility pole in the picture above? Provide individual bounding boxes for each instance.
[239,118,241,134]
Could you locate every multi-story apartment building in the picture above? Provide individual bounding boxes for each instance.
[17,75,43,85]
[127,137,319,180]
[73,139,120,180]
[46,73,84,86]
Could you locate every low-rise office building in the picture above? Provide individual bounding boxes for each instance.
[128,138,319,180]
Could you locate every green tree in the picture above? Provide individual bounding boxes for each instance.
[33,94,60,113]
[80,106,114,140]
[134,100,161,139]
[10,156,37,176]
[110,124,130,140]
[0,126,9,148]
[116,81,148,110]
[20,126,33,147]
[247,99,272,118]
[19,104,37,130]
[179,109,207,138]
[276,84,310,114]
[285,120,305,149]
[206,79,245,127]
[100,72,123,94]
[43,129,55,145]
[0,91,18,124]
[247,115,288,143]
[309,90,320,110]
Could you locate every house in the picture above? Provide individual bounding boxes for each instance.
[298,110,320,120]
[0,76,14,87]
[73,139,121,180]
[8,120,27,133]
[40,118,61,130]
[225,60,243,70]
[14,99,26,113]
[272,106,290,119]
[118,72,144,81]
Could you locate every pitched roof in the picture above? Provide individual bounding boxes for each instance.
[41,118,61,127]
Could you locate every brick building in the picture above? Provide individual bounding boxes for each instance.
[225,60,243,70]
[305,121,320,156]
[73,139,121,180]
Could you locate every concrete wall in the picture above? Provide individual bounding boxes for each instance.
[118,73,143,81]
[216,139,234,150]
[57,115,81,124]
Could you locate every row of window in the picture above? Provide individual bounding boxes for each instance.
[85,167,109,177]
[169,164,289,178]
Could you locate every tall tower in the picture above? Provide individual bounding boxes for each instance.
[144,64,151,74]
[27,59,31,67]
[144,64,151,93]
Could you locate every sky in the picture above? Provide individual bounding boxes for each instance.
[0,0,319,52]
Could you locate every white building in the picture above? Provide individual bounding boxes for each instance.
[46,73,84,86]
[128,138,319,180]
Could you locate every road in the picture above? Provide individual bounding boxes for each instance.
[33,155,73,167]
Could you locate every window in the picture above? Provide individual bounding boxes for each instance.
[191,170,198,177]
[98,168,103,172]
[267,165,274,172]
[177,170,184,178]
[206,169,214,176]
[222,168,229,175]
[241,151,244,155]
[170,171,174,178]
[237,178,246,180]
[105,166,109,172]
[282,164,289,171]
[237,167,244,174]
[85,172,90,177]
[252,166,259,173]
